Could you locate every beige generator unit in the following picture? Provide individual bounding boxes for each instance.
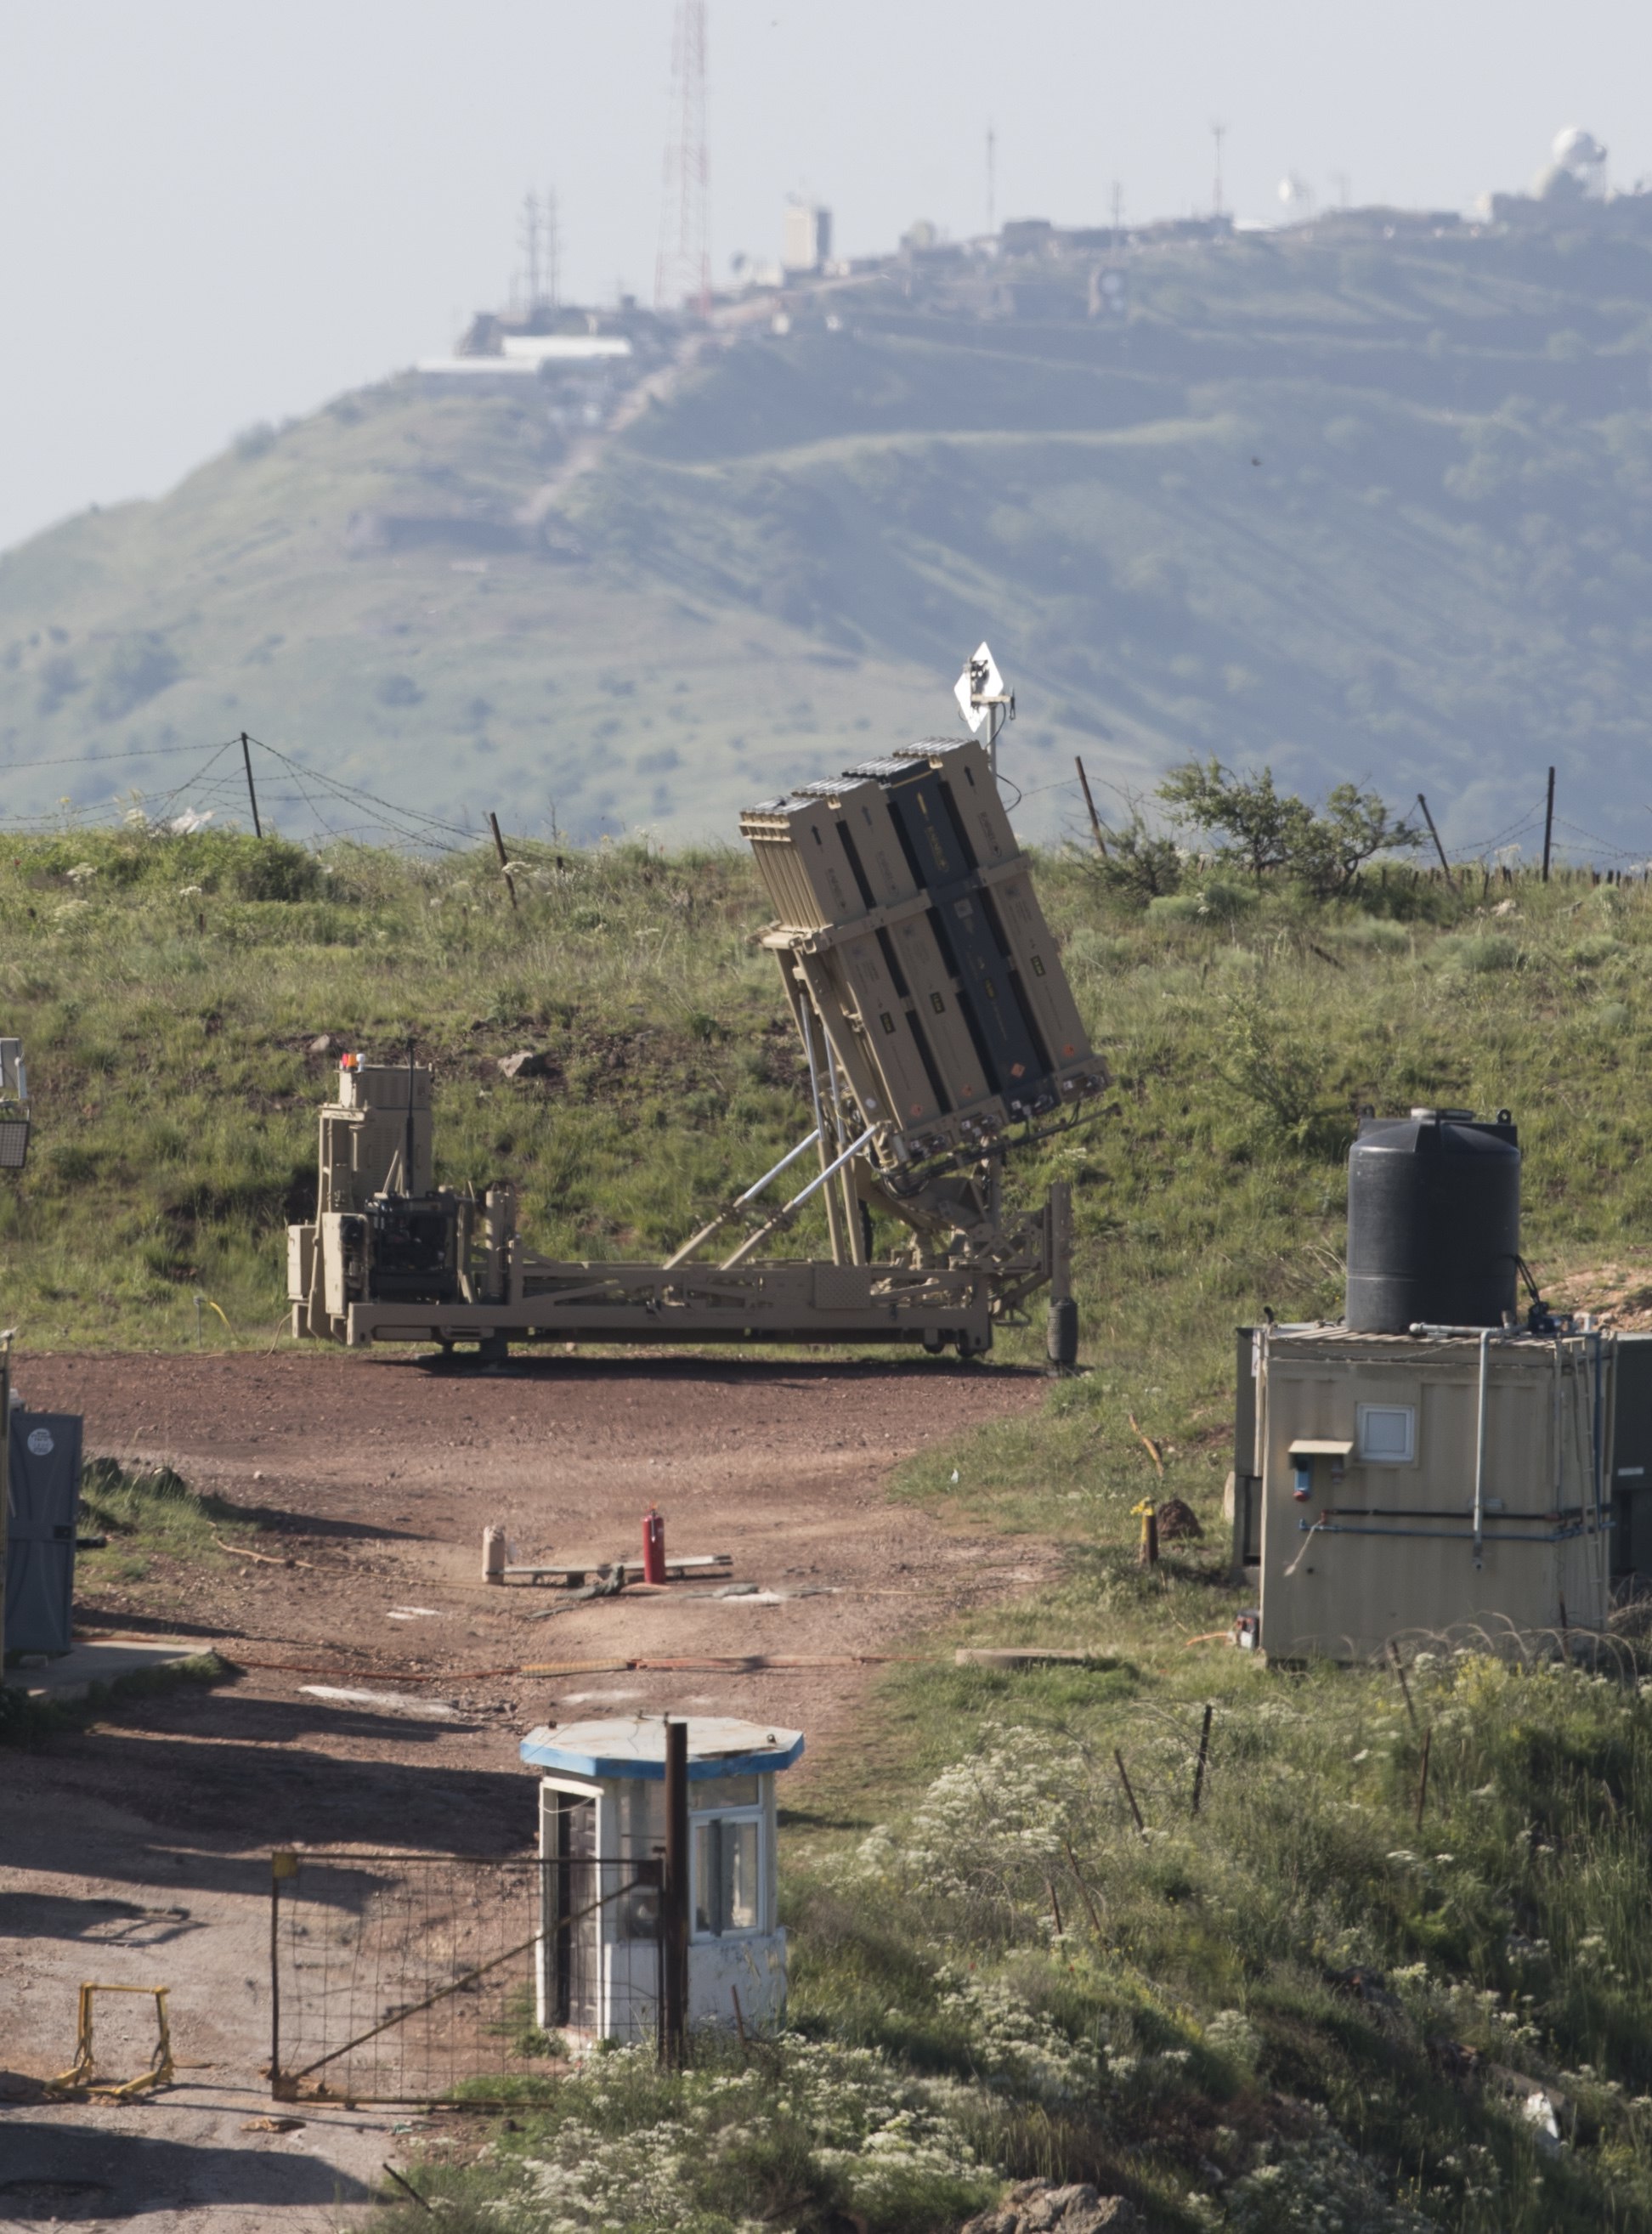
[288,726,1106,1362]
[518,1716,802,2045]
[1232,1108,1610,1659]
[1243,1324,1610,1660]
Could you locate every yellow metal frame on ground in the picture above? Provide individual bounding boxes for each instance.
[47,1982,174,2099]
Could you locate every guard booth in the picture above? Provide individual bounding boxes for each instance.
[6,1398,82,1656]
[519,1716,803,2046]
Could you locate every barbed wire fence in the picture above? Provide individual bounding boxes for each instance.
[2,731,1649,881]
[1053,757,1652,884]
[0,732,480,854]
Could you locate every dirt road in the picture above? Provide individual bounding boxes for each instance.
[0,1349,1049,2231]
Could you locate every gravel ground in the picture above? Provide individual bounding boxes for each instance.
[0,1348,1050,2232]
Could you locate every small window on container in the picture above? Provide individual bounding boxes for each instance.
[1357,1403,1416,1465]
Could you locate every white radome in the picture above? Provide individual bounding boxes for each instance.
[1553,126,1606,171]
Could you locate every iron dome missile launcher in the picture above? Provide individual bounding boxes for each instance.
[288,734,1106,1361]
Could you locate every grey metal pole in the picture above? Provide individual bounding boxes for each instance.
[718,1128,872,1270]
[663,1720,689,2067]
[404,1038,416,1199]
[661,1128,822,1270]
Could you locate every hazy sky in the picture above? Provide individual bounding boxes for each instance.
[3,0,1650,554]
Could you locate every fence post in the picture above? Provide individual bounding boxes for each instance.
[240,733,263,840]
[1415,793,1455,891]
[270,1850,297,2099]
[488,812,518,909]
[662,1721,689,2066]
[1074,755,1107,856]
[1191,1702,1214,1816]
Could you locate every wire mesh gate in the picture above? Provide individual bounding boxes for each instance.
[269,1850,662,2106]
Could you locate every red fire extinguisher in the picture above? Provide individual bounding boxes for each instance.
[642,1506,666,1586]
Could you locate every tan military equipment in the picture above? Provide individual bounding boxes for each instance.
[289,735,1106,1362]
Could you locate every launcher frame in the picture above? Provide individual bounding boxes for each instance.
[287,737,1106,1360]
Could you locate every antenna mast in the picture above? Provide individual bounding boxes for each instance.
[519,190,542,315]
[655,0,710,314]
[543,185,561,310]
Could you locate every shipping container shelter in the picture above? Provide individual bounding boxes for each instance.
[1250,1326,1610,1660]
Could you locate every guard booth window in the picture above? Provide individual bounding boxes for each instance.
[692,1812,762,1937]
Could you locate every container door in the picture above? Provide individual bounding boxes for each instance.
[541,1793,599,2032]
[6,1410,82,1655]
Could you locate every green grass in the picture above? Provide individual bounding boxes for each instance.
[0,1649,228,1745]
[73,1456,254,1585]
[16,830,1652,2222]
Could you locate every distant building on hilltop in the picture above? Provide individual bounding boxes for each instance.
[1481,125,1652,231]
[783,200,832,275]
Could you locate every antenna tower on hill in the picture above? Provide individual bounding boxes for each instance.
[655,0,710,314]
[516,187,562,317]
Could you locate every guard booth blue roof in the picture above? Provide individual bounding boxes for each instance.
[519,1714,805,1781]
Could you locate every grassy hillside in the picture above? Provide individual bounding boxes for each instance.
[7,217,1652,848]
[1,821,1648,1352]
[11,829,1652,2225]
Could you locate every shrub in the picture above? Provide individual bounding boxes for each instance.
[230,838,324,902]
[1330,917,1411,954]
[1214,990,1346,1157]
[1431,934,1519,974]
[1157,758,1418,896]
[1083,817,1184,907]
[1063,928,1133,974]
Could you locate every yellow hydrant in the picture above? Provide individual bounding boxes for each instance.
[1131,1497,1160,1568]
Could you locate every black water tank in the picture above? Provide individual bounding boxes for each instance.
[1344,1108,1520,1334]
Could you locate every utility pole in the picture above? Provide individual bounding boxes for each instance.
[1211,121,1226,219]
[1111,180,1124,240]
[240,732,263,839]
[1542,766,1555,883]
[986,123,997,235]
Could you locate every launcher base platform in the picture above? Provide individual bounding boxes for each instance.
[288,732,1101,1363]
